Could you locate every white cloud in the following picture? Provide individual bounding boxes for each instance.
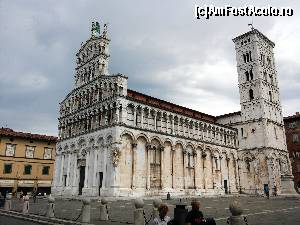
[0,0,299,135]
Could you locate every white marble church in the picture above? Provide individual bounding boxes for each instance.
[51,22,295,197]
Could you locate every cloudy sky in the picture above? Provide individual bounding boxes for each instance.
[0,0,299,136]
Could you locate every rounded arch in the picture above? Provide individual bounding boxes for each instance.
[70,143,76,149]
[106,135,113,145]
[186,142,195,150]
[97,136,104,146]
[136,135,148,144]
[88,137,95,146]
[212,148,221,157]
[175,140,184,147]
[120,130,135,142]
[57,145,62,153]
[242,152,255,161]
[150,136,163,146]
[164,138,173,146]
[78,137,87,147]
[195,144,204,151]
[63,144,69,151]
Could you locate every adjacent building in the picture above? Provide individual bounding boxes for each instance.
[284,112,300,193]
[0,128,57,195]
[52,22,295,197]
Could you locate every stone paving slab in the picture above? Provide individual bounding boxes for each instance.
[3,195,300,225]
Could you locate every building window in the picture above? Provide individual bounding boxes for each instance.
[4,164,12,174]
[25,146,35,158]
[289,122,297,129]
[297,164,300,173]
[24,165,32,175]
[42,166,50,175]
[249,89,254,101]
[43,148,52,159]
[293,134,299,143]
[5,144,16,157]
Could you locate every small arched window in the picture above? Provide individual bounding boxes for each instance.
[269,91,272,102]
[246,53,250,62]
[249,51,252,61]
[269,75,274,85]
[249,89,254,101]
[245,71,249,81]
[243,54,246,63]
[263,71,267,81]
[250,69,253,80]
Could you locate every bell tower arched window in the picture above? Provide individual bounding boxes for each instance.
[249,89,254,101]
[245,71,249,81]
[250,69,253,80]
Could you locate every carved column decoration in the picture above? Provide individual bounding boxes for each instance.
[111,146,121,167]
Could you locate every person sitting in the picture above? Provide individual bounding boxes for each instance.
[152,203,171,225]
[185,200,205,225]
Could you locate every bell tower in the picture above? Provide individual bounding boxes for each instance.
[232,28,295,194]
[233,28,286,150]
[74,21,110,87]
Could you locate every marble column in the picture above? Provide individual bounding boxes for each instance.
[146,144,151,190]
[183,151,186,189]
[92,148,98,187]
[72,152,78,188]
[171,147,175,189]
[212,156,216,189]
[60,154,65,186]
[66,153,71,186]
[160,146,165,189]
[171,116,175,135]
[141,110,144,129]
[202,153,207,191]
[131,142,137,189]
[195,151,202,189]
[133,107,137,126]
[53,155,60,187]
[154,113,157,131]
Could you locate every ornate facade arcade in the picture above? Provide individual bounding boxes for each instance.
[52,23,295,197]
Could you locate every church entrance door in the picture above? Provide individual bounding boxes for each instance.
[79,166,85,195]
[224,180,228,194]
[98,172,103,196]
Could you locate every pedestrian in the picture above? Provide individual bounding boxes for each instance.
[33,191,37,203]
[20,191,24,200]
[185,199,205,225]
[273,186,277,196]
[264,185,270,199]
[151,204,171,225]
[167,192,171,200]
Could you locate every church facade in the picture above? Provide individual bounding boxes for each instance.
[51,23,295,197]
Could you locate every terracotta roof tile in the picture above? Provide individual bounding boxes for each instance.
[127,89,216,123]
[0,128,58,142]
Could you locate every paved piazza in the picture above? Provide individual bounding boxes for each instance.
[1,196,299,225]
